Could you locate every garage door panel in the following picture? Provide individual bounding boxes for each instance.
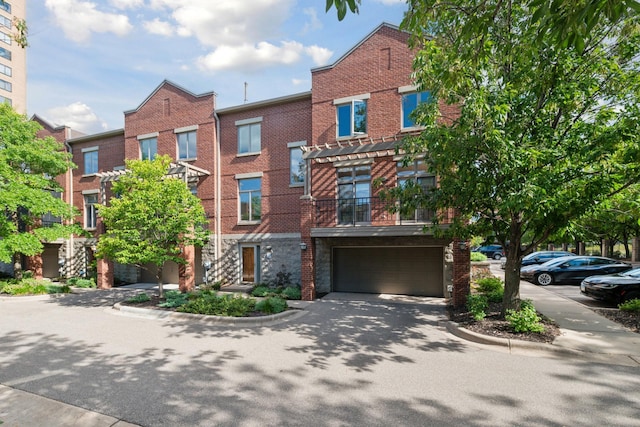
[333,247,443,297]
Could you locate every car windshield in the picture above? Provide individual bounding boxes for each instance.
[621,268,640,278]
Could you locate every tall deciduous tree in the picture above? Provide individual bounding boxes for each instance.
[0,104,80,278]
[382,1,640,310]
[96,156,208,298]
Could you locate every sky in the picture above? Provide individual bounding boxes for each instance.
[26,0,408,135]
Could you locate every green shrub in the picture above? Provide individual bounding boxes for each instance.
[47,284,71,294]
[158,290,190,308]
[281,286,301,300]
[126,293,151,303]
[475,277,503,294]
[470,252,488,262]
[68,278,96,288]
[179,292,256,317]
[619,298,640,312]
[251,285,271,297]
[505,300,545,333]
[255,296,288,314]
[486,289,504,303]
[466,294,488,321]
[0,278,51,295]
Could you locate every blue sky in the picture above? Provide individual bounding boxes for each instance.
[26,0,407,134]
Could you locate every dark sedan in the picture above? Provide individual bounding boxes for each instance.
[520,256,632,286]
[473,245,505,260]
[501,250,575,269]
[581,267,640,304]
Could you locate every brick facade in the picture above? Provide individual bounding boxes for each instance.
[25,23,469,303]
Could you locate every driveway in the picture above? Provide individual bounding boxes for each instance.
[1,290,640,426]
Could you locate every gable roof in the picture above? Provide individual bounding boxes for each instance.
[30,114,86,139]
[311,22,403,73]
[124,79,217,115]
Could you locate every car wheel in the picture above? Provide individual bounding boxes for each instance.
[493,253,502,260]
[536,273,553,286]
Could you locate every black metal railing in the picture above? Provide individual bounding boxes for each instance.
[314,197,436,227]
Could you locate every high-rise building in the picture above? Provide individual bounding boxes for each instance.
[0,0,25,114]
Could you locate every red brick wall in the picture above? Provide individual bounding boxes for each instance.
[218,96,311,235]
[124,82,217,228]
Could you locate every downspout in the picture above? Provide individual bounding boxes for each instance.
[213,102,222,282]
[64,129,74,278]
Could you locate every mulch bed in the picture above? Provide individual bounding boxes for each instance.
[448,301,562,344]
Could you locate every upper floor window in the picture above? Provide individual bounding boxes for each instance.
[0,63,11,77]
[0,94,11,106]
[237,175,262,222]
[336,100,367,138]
[176,126,197,160]
[0,46,10,60]
[401,90,432,129]
[337,164,371,224]
[397,159,436,223]
[84,192,99,230]
[0,15,9,29]
[139,136,157,160]
[0,31,10,45]
[82,147,98,175]
[236,117,262,155]
[0,2,10,13]
[0,78,10,92]
[288,141,306,186]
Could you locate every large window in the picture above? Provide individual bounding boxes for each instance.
[337,100,367,138]
[289,142,305,185]
[139,137,157,160]
[84,193,98,230]
[397,160,436,222]
[0,78,10,92]
[238,122,261,154]
[337,165,371,224]
[0,16,10,29]
[402,91,431,129]
[177,130,197,160]
[239,177,261,222]
[0,2,10,13]
[0,63,11,77]
[83,148,98,175]
[0,32,10,45]
[0,46,10,60]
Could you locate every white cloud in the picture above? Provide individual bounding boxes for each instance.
[301,8,322,34]
[305,45,333,66]
[143,18,174,36]
[45,0,133,43]
[109,0,144,9]
[292,78,308,86]
[197,41,304,72]
[45,102,108,134]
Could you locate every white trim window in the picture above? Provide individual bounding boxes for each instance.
[401,91,431,129]
[177,130,197,160]
[83,193,99,230]
[139,137,157,160]
[336,100,367,138]
[237,117,262,155]
[237,173,262,223]
[397,159,436,223]
[82,147,98,175]
[288,141,306,186]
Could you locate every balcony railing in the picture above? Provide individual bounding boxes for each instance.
[314,197,437,227]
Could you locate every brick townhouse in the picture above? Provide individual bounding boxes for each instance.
[23,22,470,304]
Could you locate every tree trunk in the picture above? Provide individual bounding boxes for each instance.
[502,220,523,315]
[13,253,23,280]
[156,265,164,299]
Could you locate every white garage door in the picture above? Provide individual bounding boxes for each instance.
[333,247,443,297]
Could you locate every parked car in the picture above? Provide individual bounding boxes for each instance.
[473,245,505,260]
[580,267,640,304]
[500,250,575,269]
[520,256,632,286]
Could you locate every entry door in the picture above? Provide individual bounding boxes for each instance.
[241,245,259,283]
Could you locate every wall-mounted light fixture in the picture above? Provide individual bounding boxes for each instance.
[299,242,307,250]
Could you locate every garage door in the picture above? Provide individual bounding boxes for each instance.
[333,246,443,297]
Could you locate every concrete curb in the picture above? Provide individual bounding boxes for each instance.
[443,320,640,366]
[112,302,308,326]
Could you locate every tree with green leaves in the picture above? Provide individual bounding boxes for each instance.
[0,103,80,278]
[379,1,640,311]
[96,155,209,298]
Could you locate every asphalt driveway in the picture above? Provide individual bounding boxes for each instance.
[1,290,640,426]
